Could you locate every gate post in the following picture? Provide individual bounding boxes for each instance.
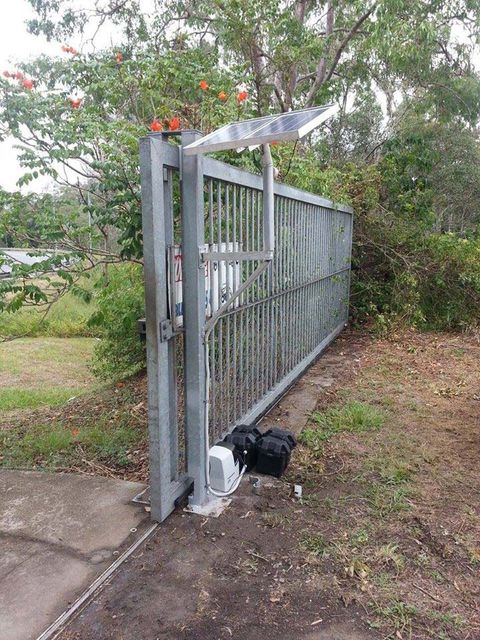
[139,134,174,521]
[181,131,210,509]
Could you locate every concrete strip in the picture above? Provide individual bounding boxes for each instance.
[0,470,146,554]
[0,470,148,640]
[259,352,343,436]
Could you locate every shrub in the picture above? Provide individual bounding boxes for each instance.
[89,263,146,379]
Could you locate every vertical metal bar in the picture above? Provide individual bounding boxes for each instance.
[225,185,232,427]
[163,168,179,480]
[238,188,242,415]
[139,135,174,522]
[181,130,209,509]
[232,185,238,423]
[217,182,223,440]
[208,180,216,439]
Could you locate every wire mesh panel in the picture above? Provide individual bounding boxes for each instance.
[203,164,353,443]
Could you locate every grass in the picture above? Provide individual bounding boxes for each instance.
[300,531,327,556]
[0,269,100,339]
[300,401,385,451]
[373,600,418,631]
[0,388,83,411]
[0,337,96,410]
[365,484,413,516]
[0,289,96,338]
[0,418,144,469]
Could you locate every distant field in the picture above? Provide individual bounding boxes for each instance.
[0,337,96,411]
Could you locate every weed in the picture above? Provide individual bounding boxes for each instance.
[365,484,413,516]
[300,531,327,556]
[430,570,446,583]
[300,401,385,451]
[380,461,414,485]
[428,610,466,629]
[262,513,290,528]
[0,419,144,469]
[374,600,417,630]
[350,528,369,546]
[376,543,405,573]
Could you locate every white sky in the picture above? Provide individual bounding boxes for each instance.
[0,1,61,191]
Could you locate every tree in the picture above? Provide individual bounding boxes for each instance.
[1,0,480,345]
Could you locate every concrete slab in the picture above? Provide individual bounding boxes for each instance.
[0,470,148,640]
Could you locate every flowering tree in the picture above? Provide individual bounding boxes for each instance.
[0,45,248,315]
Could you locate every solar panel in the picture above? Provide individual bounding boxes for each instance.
[183,104,338,155]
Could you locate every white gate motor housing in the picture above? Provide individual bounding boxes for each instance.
[208,442,243,493]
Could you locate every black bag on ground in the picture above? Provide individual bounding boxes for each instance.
[223,424,262,470]
[255,428,297,478]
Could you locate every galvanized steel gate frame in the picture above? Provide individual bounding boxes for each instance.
[140,131,353,522]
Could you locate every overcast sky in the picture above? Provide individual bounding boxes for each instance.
[0,1,60,191]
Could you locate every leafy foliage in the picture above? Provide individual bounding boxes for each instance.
[88,264,145,379]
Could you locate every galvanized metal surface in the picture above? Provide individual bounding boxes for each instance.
[203,167,353,443]
[139,135,353,521]
[139,136,190,522]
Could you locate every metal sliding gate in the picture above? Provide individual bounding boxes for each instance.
[140,131,353,521]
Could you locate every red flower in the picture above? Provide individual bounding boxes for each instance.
[218,90,228,101]
[15,71,24,80]
[116,52,123,63]
[22,78,34,90]
[199,79,209,91]
[70,97,82,109]
[150,119,163,132]
[236,90,248,103]
[2,71,10,78]
[62,45,77,55]
[168,116,181,131]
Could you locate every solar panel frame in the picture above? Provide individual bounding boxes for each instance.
[183,104,338,155]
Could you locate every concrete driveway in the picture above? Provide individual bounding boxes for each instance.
[0,470,149,640]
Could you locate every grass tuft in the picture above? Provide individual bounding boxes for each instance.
[300,531,327,556]
[0,388,81,411]
[300,401,385,451]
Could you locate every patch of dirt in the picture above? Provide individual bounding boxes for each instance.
[56,329,480,639]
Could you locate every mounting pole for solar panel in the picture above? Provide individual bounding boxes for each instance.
[262,143,275,258]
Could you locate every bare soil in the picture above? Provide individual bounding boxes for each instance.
[57,329,479,640]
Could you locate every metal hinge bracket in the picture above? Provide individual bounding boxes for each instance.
[160,318,177,342]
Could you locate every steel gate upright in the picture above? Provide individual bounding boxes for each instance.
[140,132,353,521]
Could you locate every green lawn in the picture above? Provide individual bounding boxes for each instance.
[0,337,96,411]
